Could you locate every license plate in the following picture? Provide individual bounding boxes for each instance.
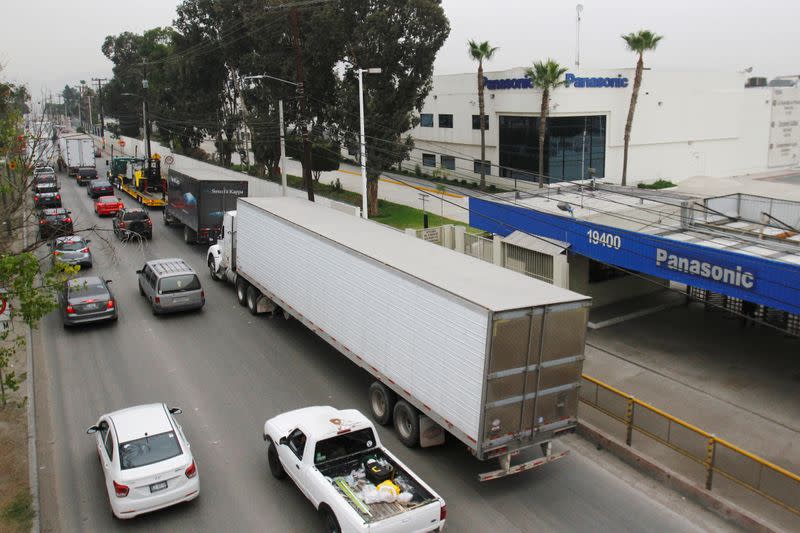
[173,297,188,304]
[149,481,168,493]
[84,303,98,310]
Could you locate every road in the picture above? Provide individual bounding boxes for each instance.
[34,158,729,532]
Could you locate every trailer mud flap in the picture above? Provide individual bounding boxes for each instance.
[478,449,569,482]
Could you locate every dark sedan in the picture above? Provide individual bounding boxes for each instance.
[76,168,98,186]
[51,236,92,269]
[34,191,62,210]
[87,179,114,199]
[59,276,117,327]
[39,208,74,239]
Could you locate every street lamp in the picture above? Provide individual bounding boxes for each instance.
[357,67,382,219]
[575,4,584,69]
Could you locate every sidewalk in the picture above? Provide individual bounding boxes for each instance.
[583,298,800,474]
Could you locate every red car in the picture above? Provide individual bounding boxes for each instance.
[95,196,124,217]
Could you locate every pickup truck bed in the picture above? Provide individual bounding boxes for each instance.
[318,450,436,523]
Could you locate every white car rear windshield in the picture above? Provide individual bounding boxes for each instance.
[119,431,182,470]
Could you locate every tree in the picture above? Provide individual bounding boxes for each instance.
[621,30,663,186]
[525,59,568,188]
[468,40,498,191]
[286,134,340,182]
[331,0,450,217]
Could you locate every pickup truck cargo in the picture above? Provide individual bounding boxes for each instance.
[263,407,445,533]
[209,197,591,480]
[59,135,95,176]
[164,167,248,244]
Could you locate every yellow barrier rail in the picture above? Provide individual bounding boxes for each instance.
[579,373,800,519]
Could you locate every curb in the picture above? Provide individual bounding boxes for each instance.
[577,421,779,533]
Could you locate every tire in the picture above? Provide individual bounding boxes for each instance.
[321,508,341,533]
[208,256,221,281]
[235,277,249,307]
[163,211,171,226]
[183,226,196,244]
[369,382,396,426]
[246,286,260,315]
[393,400,420,448]
[267,441,286,480]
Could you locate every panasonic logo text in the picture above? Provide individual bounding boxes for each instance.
[655,248,754,289]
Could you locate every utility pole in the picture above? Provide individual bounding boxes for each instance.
[87,94,94,133]
[279,99,287,197]
[92,78,108,138]
[142,61,151,161]
[290,7,314,201]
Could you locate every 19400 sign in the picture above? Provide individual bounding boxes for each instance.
[587,229,622,250]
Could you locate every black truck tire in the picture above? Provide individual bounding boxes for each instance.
[235,277,249,307]
[393,400,420,448]
[369,382,396,426]
[267,441,286,480]
[208,256,221,281]
[321,507,341,533]
[246,286,261,315]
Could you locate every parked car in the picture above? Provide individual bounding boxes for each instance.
[95,196,124,217]
[39,208,73,239]
[59,276,116,326]
[51,236,92,269]
[137,258,204,315]
[85,403,199,519]
[113,208,152,240]
[87,179,114,199]
[34,190,62,210]
[76,168,99,186]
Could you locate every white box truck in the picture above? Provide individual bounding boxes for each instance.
[208,197,591,480]
[59,134,95,176]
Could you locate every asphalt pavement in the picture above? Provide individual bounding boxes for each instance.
[33,158,732,532]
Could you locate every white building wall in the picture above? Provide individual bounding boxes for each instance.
[408,68,789,185]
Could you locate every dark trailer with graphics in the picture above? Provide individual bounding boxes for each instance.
[164,167,248,244]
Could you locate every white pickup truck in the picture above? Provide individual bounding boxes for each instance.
[263,407,446,533]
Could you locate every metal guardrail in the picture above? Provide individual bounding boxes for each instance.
[579,374,800,521]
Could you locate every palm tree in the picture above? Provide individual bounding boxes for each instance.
[621,30,663,186]
[468,40,498,191]
[525,59,568,188]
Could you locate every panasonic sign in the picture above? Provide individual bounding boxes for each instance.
[655,248,755,289]
[564,73,628,88]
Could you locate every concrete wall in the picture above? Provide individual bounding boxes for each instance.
[407,68,787,185]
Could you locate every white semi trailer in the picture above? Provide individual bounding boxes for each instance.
[208,197,591,480]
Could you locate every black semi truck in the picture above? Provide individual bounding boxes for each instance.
[164,167,248,244]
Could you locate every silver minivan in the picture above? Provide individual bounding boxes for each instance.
[137,258,205,315]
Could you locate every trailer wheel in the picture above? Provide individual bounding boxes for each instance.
[267,441,286,480]
[369,382,396,426]
[183,226,196,244]
[235,277,249,306]
[163,210,171,226]
[393,400,420,447]
[246,286,261,315]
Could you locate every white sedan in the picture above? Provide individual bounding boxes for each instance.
[86,403,199,519]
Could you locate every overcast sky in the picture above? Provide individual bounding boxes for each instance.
[2,0,798,102]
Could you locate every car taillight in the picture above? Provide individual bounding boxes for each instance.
[113,480,129,498]
[34,194,39,200]
[440,504,446,521]
[80,247,89,253]
[107,299,114,309]
[154,296,160,304]
[200,290,204,299]
[146,219,152,225]
[185,460,197,479]
[119,221,126,228]
[66,305,75,314]
[64,217,72,223]
[39,220,45,225]
[53,251,62,255]
[56,194,61,200]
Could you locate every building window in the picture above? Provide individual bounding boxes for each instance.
[441,155,456,170]
[588,260,629,283]
[473,159,491,175]
[419,113,433,128]
[472,115,489,130]
[438,114,453,128]
[422,153,436,167]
